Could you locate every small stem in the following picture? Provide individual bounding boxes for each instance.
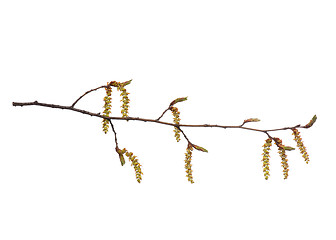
[71,85,107,107]
[177,126,198,148]
[177,126,190,142]
[109,119,119,148]
[156,107,170,121]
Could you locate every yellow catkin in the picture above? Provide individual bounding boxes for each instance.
[102,85,112,133]
[117,84,130,118]
[184,143,194,184]
[292,128,310,164]
[274,138,289,179]
[262,138,272,180]
[170,106,181,142]
[105,80,131,118]
[125,150,143,183]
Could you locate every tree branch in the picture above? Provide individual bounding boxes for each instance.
[12,81,317,183]
[12,100,305,134]
[71,85,107,107]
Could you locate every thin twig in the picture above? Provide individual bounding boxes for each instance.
[109,119,119,148]
[156,107,170,121]
[177,126,197,147]
[71,85,107,107]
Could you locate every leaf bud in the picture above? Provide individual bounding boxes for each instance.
[169,97,188,106]
[193,144,208,153]
[304,115,317,128]
[283,146,295,151]
[243,118,261,124]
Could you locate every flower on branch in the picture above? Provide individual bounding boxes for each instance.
[125,149,143,183]
[106,80,131,118]
[102,85,112,134]
[185,143,194,184]
[292,128,310,164]
[261,138,272,180]
[274,138,289,179]
[170,106,181,142]
[117,85,130,118]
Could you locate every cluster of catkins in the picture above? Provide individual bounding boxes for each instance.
[169,97,208,183]
[261,115,316,180]
[102,80,131,125]
[102,80,142,182]
[101,80,316,184]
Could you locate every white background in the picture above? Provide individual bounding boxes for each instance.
[1,1,335,239]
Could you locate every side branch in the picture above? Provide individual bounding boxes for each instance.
[71,85,107,107]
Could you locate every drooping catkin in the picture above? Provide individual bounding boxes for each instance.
[184,143,194,184]
[125,150,143,183]
[292,128,310,164]
[117,84,130,118]
[170,106,181,142]
[105,80,131,118]
[102,85,112,133]
[261,138,272,180]
[274,138,289,179]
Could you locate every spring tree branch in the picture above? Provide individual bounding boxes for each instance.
[12,80,317,183]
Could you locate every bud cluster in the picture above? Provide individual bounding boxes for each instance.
[185,143,194,184]
[170,106,181,142]
[262,138,272,180]
[292,128,310,164]
[102,85,112,134]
